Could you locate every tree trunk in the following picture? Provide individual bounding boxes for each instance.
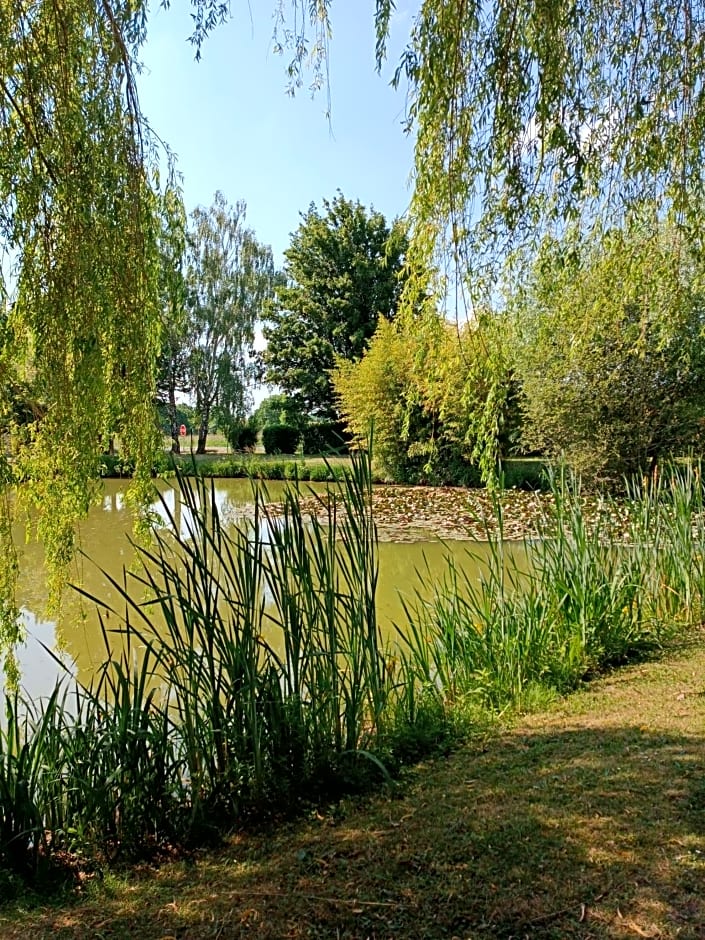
[168,382,180,454]
[196,408,209,454]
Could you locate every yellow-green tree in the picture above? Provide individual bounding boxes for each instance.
[334,312,517,485]
[0,0,164,675]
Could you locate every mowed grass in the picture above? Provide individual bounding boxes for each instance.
[3,634,704,939]
[162,433,350,463]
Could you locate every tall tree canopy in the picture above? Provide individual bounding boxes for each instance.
[262,194,408,420]
[187,193,274,454]
[374,0,705,293]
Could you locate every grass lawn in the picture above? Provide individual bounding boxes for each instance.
[162,435,351,465]
[3,634,704,938]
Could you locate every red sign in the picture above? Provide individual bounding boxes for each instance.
[179,424,187,436]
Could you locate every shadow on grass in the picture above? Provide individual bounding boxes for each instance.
[5,722,704,939]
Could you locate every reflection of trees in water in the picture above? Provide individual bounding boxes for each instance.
[11,478,531,694]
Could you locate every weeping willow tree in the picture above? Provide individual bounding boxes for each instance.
[0,0,332,677]
[373,0,705,281]
[0,0,166,677]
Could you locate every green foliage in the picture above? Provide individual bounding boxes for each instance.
[502,460,550,492]
[85,450,390,838]
[5,453,705,883]
[0,689,62,877]
[223,418,257,452]
[400,467,705,713]
[370,0,705,291]
[262,424,301,455]
[251,393,308,431]
[186,192,275,454]
[511,220,705,484]
[334,314,518,485]
[0,0,163,656]
[301,421,350,456]
[334,318,425,482]
[262,193,408,419]
[4,0,705,673]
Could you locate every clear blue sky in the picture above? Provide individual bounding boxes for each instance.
[138,1,418,268]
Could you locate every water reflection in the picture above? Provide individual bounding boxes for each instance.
[5,479,522,697]
[13,609,76,702]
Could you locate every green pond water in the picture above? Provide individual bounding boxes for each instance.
[10,478,523,698]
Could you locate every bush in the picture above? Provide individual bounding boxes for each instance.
[262,424,300,455]
[301,421,351,455]
[502,459,550,491]
[224,420,257,452]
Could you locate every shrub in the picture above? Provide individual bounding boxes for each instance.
[262,424,300,455]
[512,222,705,485]
[224,420,257,452]
[301,421,351,455]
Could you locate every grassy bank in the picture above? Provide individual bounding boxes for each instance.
[102,448,550,489]
[1,458,705,905]
[2,639,704,938]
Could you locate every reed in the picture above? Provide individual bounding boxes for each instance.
[399,468,690,711]
[3,452,704,885]
[77,447,393,842]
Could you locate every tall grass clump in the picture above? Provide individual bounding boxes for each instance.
[56,638,188,860]
[0,449,403,882]
[79,448,394,842]
[625,461,705,627]
[400,465,705,713]
[0,688,64,880]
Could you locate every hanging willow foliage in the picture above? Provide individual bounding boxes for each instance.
[0,0,163,671]
[370,0,705,293]
[0,0,334,675]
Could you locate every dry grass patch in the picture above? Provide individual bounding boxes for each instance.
[2,639,704,939]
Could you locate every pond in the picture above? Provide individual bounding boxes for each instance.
[9,478,526,698]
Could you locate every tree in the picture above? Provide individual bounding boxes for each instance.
[186,192,275,454]
[334,312,518,485]
[261,194,408,420]
[510,219,705,483]
[371,1,705,293]
[252,393,308,431]
[156,187,190,454]
[0,0,163,673]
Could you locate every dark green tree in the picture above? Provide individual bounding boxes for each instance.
[252,393,308,431]
[261,194,408,420]
[186,193,275,454]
